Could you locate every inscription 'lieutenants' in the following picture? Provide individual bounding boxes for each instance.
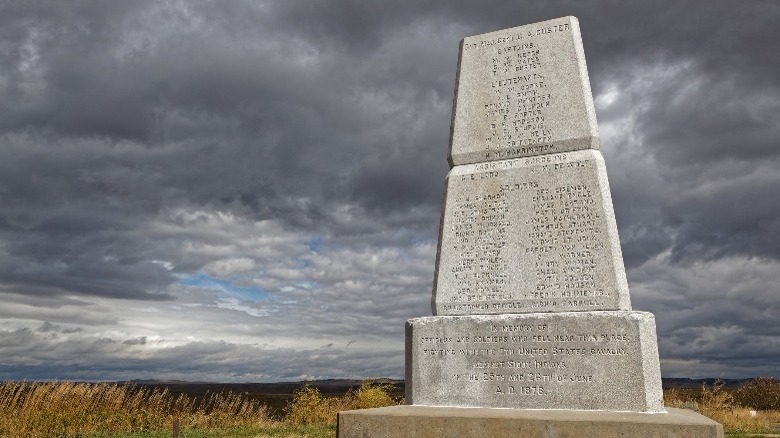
[491,73,544,89]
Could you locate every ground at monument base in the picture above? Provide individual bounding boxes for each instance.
[338,405,723,438]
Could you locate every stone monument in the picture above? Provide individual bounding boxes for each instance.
[339,16,723,438]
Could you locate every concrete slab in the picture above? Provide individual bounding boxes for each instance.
[338,406,723,438]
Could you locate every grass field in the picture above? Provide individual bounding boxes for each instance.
[0,380,396,438]
[665,378,780,436]
[2,378,780,437]
[81,424,336,438]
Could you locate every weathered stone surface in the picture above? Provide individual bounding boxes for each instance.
[449,16,599,166]
[406,311,663,412]
[338,406,724,438]
[433,149,630,316]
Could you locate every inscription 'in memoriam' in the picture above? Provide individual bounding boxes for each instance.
[432,150,630,316]
[406,312,664,412]
[449,16,600,166]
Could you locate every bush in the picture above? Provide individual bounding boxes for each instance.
[283,380,401,425]
[733,377,780,410]
[284,385,343,425]
[346,380,400,410]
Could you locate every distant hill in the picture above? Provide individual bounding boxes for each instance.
[94,377,757,418]
[120,378,405,417]
[119,377,751,394]
[661,378,750,389]
[122,378,405,395]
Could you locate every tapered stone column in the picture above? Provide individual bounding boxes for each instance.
[339,16,722,438]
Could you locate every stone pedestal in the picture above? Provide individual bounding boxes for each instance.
[338,15,720,438]
[406,312,663,411]
[338,406,723,438]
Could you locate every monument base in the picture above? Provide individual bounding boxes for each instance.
[407,311,664,412]
[337,406,723,438]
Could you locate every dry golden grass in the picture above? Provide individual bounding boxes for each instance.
[665,380,780,434]
[283,385,343,425]
[7,378,780,436]
[0,381,270,438]
[0,379,400,437]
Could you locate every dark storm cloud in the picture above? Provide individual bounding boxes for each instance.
[0,0,779,380]
[581,2,780,267]
[0,0,450,303]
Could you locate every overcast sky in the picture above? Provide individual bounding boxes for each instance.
[1,0,778,382]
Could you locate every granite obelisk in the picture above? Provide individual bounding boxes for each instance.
[407,14,662,412]
[339,16,722,438]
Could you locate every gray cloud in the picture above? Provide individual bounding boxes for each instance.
[0,0,778,381]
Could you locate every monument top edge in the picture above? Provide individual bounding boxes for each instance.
[408,311,655,324]
[459,16,579,44]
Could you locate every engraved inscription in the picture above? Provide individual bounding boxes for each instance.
[465,23,574,161]
[409,313,655,410]
[482,63,554,158]
[474,23,570,160]
[450,17,598,166]
[435,150,628,315]
[425,322,632,397]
